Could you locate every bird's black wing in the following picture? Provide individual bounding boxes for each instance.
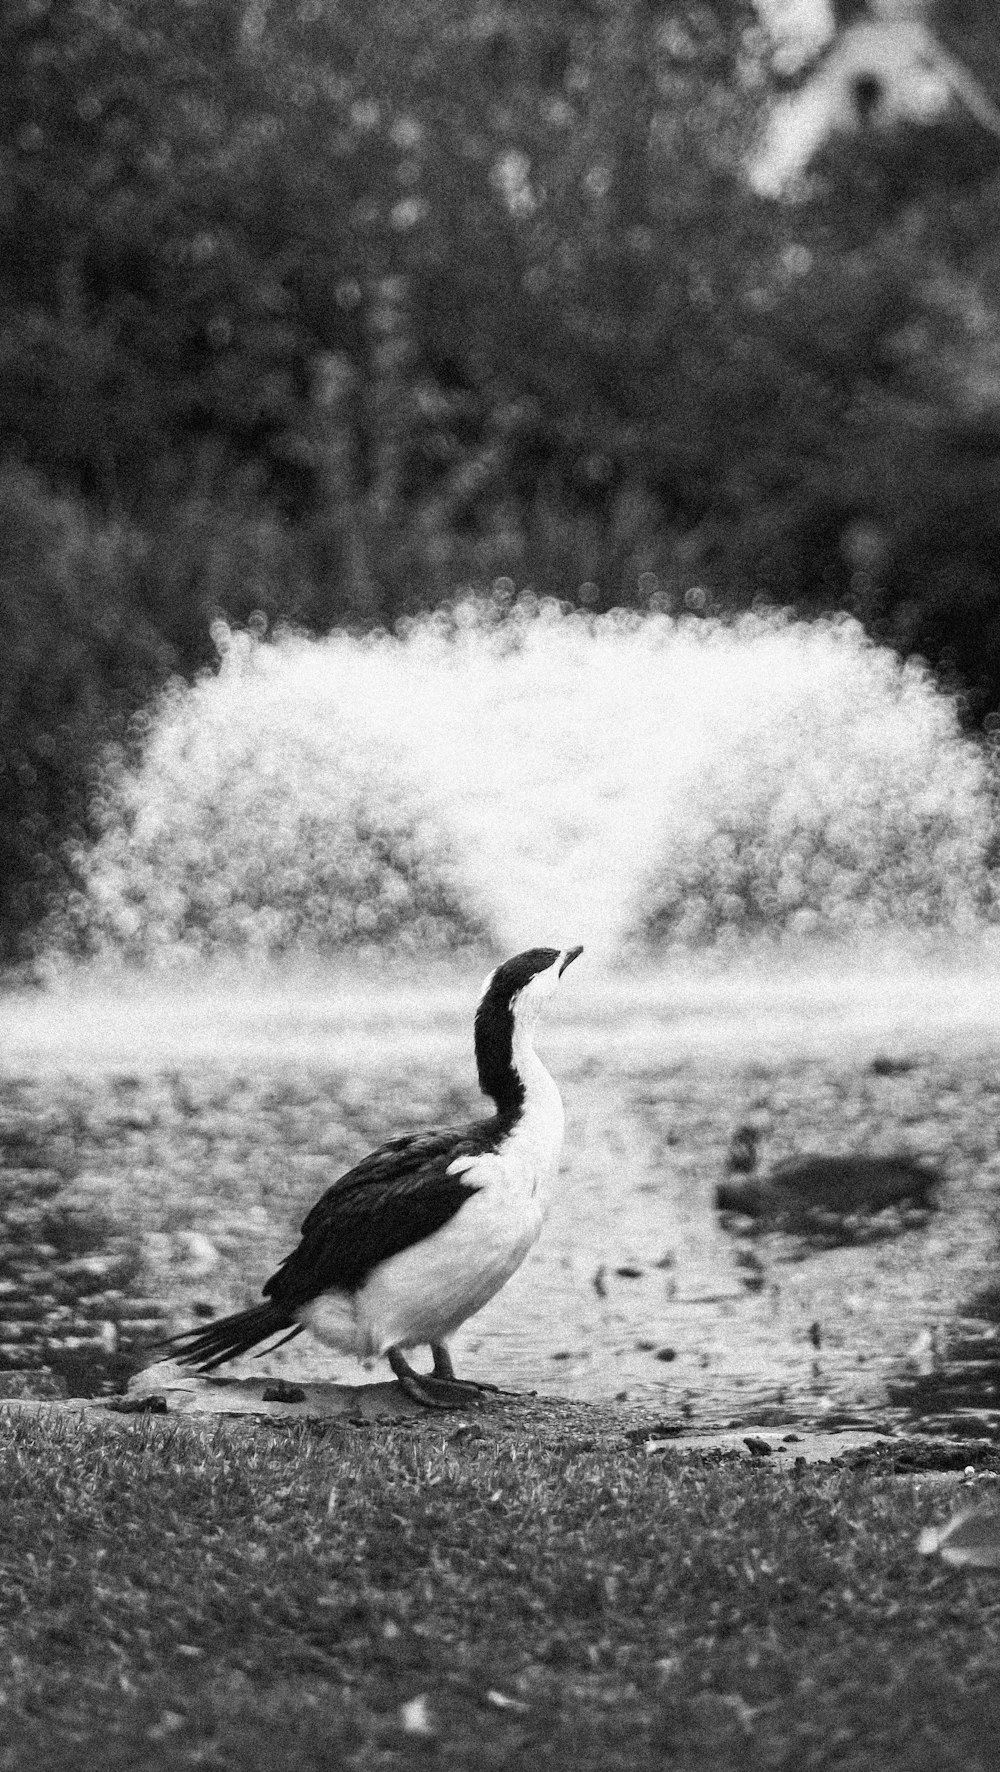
[263,1123,495,1309]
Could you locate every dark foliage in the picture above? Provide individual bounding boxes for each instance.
[0,467,170,949]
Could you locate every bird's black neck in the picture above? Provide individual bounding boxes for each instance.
[474,996,525,1127]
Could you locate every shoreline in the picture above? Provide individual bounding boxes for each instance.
[1,1376,995,1476]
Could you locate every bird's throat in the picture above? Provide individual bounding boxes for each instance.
[474,998,527,1125]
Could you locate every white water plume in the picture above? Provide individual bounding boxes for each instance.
[55,596,999,968]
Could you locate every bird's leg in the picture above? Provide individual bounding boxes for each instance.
[387,1346,507,1408]
[431,1342,456,1380]
[430,1342,504,1394]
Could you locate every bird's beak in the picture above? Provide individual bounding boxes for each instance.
[559,945,583,976]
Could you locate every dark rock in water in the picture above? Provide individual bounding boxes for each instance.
[716,1154,941,1218]
[868,1055,916,1076]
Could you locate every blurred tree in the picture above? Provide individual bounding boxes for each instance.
[0,0,766,615]
[735,0,1000,722]
[0,466,170,954]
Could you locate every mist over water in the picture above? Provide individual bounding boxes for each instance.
[53,596,999,972]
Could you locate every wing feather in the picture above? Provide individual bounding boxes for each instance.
[263,1122,496,1309]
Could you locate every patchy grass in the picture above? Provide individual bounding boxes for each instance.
[0,1405,998,1770]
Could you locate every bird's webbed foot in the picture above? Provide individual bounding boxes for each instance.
[387,1346,509,1409]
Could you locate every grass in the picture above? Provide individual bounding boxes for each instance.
[0,1403,998,1771]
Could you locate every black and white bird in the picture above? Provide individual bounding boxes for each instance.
[165,945,583,1407]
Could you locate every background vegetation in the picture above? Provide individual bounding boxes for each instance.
[5,0,1000,959]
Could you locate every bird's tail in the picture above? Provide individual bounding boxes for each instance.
[163,1301,300,1374]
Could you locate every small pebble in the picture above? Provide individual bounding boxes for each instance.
[261,1381,306,1404]
[399,1696,434,1737]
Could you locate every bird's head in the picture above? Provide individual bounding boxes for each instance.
[726,1124,761,1175]
[479,945,583,1025]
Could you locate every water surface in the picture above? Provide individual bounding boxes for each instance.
[4,954,998,1424]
